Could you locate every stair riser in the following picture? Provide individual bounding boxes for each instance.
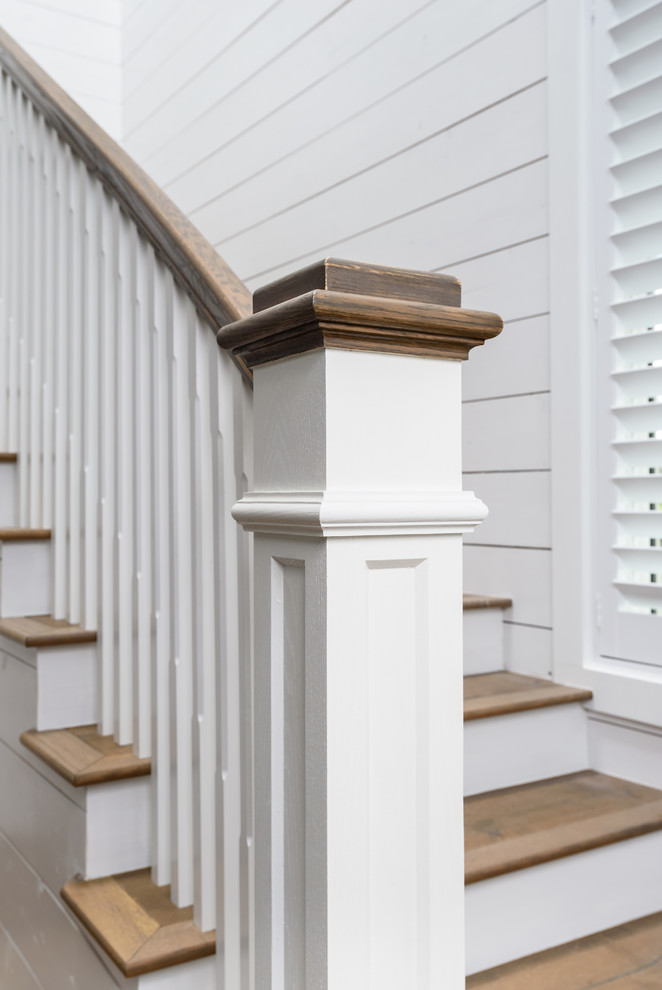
[0,832,119,990]
[465,829,662,975]
[37,643,97,730]
[464,608,504,674]
[0,740,151,890]
[464,704,589,796]
[0,463,16,528]
[0,540,50,617]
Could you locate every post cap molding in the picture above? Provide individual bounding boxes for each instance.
[217,258,503,369]
[232,489,489,537]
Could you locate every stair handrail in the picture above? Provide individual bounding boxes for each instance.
[0,26,251,368]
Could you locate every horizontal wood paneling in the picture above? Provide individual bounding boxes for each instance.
[464,545,552,627]
[137,0,542,190]
[222,86,547,280]
[464,470,551,547]
[174,3,547,228]
[463,315,550,401]
[0,832,118,990]
[124,0,351,164]
[463,393,550,473]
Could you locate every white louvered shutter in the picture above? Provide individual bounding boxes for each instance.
[595,0,662,665]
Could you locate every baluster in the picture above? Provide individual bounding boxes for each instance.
[17,94,30,525]
[134,234,153,758]
[41,124,57,530]
[53,139,71,619]
[68,156,85,623]
[214,342,250,985]
[152,261,173,885]
[28,110,45,527]
[99,192,118,735]
[169,285,194,907]
[0,73,9,450]
[115,210,136,744]
[6,81,20,454]
[83,170,100,631]
[191,316,217,932]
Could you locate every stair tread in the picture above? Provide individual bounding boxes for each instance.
[0,453,17,462]
[21,725,150,786]
[463,592,512,610]
[463,671,592,720]
[0,527,51,540]
[465,771,662,884]
[466,909,662,988]
[62,869,216,978]
[0,614,97,646]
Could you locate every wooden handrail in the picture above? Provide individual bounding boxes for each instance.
[0,27,251,339]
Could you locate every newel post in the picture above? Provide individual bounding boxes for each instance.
[218,259,502,989]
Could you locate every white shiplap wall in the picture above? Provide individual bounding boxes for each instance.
[121,0,552,677]
[0,0,122,137]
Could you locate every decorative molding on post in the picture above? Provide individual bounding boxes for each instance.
[218,258,502,990]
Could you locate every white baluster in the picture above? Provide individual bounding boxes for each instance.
[99,192,118,735]
[192,317,217,932]
[83,171,100,631]
[28,110,45,527]
[17,95,30,526]
[152,261,173,886]
[170,285,194,907]
[134,234,153,758]
[115,210,135,744]
[68,156,85,624]
[41,124,57,530]
[53,139,71,619]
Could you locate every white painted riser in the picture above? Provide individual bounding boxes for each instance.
[463,607,505,674]
[464,702,589,796]
[0,739,151,890]
[0,540,51,618]
[465,828,662,975]
[0,463,16,528]
[0,637,97,731]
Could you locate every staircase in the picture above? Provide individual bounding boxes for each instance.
[3,516,662,987]
[3,24,662,990]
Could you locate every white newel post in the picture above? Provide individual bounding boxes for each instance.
[218,259,502,990]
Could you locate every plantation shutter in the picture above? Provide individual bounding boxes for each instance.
[596,0,662,665]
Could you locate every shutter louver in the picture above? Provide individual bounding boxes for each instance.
[603,0,662,659]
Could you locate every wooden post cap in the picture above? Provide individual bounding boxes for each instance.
[217,257,502,368]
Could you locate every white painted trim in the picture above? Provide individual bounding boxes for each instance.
[466,829,662,974]
[548,0,597,682]
[233,489,488,537]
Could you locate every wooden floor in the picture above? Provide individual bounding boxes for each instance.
[463,671,592,720]
[0,614,97,647]
[465,771,662,884]
[21,724,151,786]
[467,910,662,988]
[62,869,215,978]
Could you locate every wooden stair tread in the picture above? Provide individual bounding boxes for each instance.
[467,909,662,988]
[0,615,97,647]
[463,671,592,720]
[0,452,17,462]
[465,771,662,884]
[21,725,150,786]
[62,869,215,978]
[463,592,512,610]
[0,528,50,541]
